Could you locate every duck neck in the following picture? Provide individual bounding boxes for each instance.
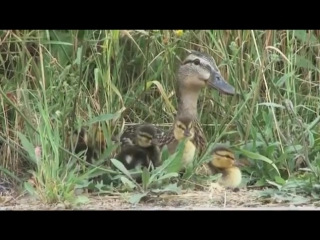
[177,86,200,118]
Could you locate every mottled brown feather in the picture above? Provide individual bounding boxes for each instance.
[158,117,206,157]
[119,124,164,146]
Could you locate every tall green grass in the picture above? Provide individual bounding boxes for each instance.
[1,30,320,204]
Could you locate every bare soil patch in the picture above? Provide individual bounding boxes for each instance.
[1,184,318,210]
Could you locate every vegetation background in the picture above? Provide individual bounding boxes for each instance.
[1,30,320,205]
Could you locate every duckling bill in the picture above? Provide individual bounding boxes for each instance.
[207,145,242,191]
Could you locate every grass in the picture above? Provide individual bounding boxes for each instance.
[1,29,320,207]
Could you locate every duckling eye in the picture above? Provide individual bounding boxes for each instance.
[193,59,200,65]
[177,124,185,130]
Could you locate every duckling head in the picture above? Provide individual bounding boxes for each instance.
[210,145,236,169]
[177,50,235,95]
[173,114,195,141]
[136,124,158,147]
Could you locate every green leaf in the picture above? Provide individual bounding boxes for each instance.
[49,30,74,66]
[293,30,318,44]
[275,71,295,87]
[307,130,315,148]
[74,196,90,205]
[129,192,148,204]
[257,102,285,109]
[163,183,181,194]
[141,167,150,190]
[274,176,286,185]
[75,46,83,65]
[111,158,132,179]
[162,154,180,173]
[87,168,109,179]
[266,180,282,190]
[157,172,179,181]
[266,144,277,157]
[24,181,36,196]
[294,55,316,70]
[96,143,119,164]
[208,173,222,181]
[181,164,194,179]
[151,183,181,194]
[17,132,36,164]
[163,139,187,173]
[87,113,120,125]
[160,145,169,162]
[0,166,21,183]
[307,116,320,131]
[120,176,136,190]
[236,148,280,176]
[255,178,267,187]
[94,181,105,191]
[75,180,91,189]
[285,145,303,153]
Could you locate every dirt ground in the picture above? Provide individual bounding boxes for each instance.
[1,184,319,210]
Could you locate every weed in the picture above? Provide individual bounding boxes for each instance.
[1,30,320,207]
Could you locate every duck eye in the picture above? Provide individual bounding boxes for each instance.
[193,59,200,65]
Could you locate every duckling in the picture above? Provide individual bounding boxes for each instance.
[133,124,161,167]
[207,145,242,191]
[161,114,196,173]
[115,124,161,170]
[67,123,106,163]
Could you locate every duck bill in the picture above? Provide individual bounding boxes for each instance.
[183,131,191,137]
[234,160,245,167]
[207,70,235,96]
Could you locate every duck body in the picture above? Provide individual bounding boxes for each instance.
[117,50,235,157]
[208,145,242,190]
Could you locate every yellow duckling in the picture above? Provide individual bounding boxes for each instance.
[161,114,196,172]
[207,145,242,190]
